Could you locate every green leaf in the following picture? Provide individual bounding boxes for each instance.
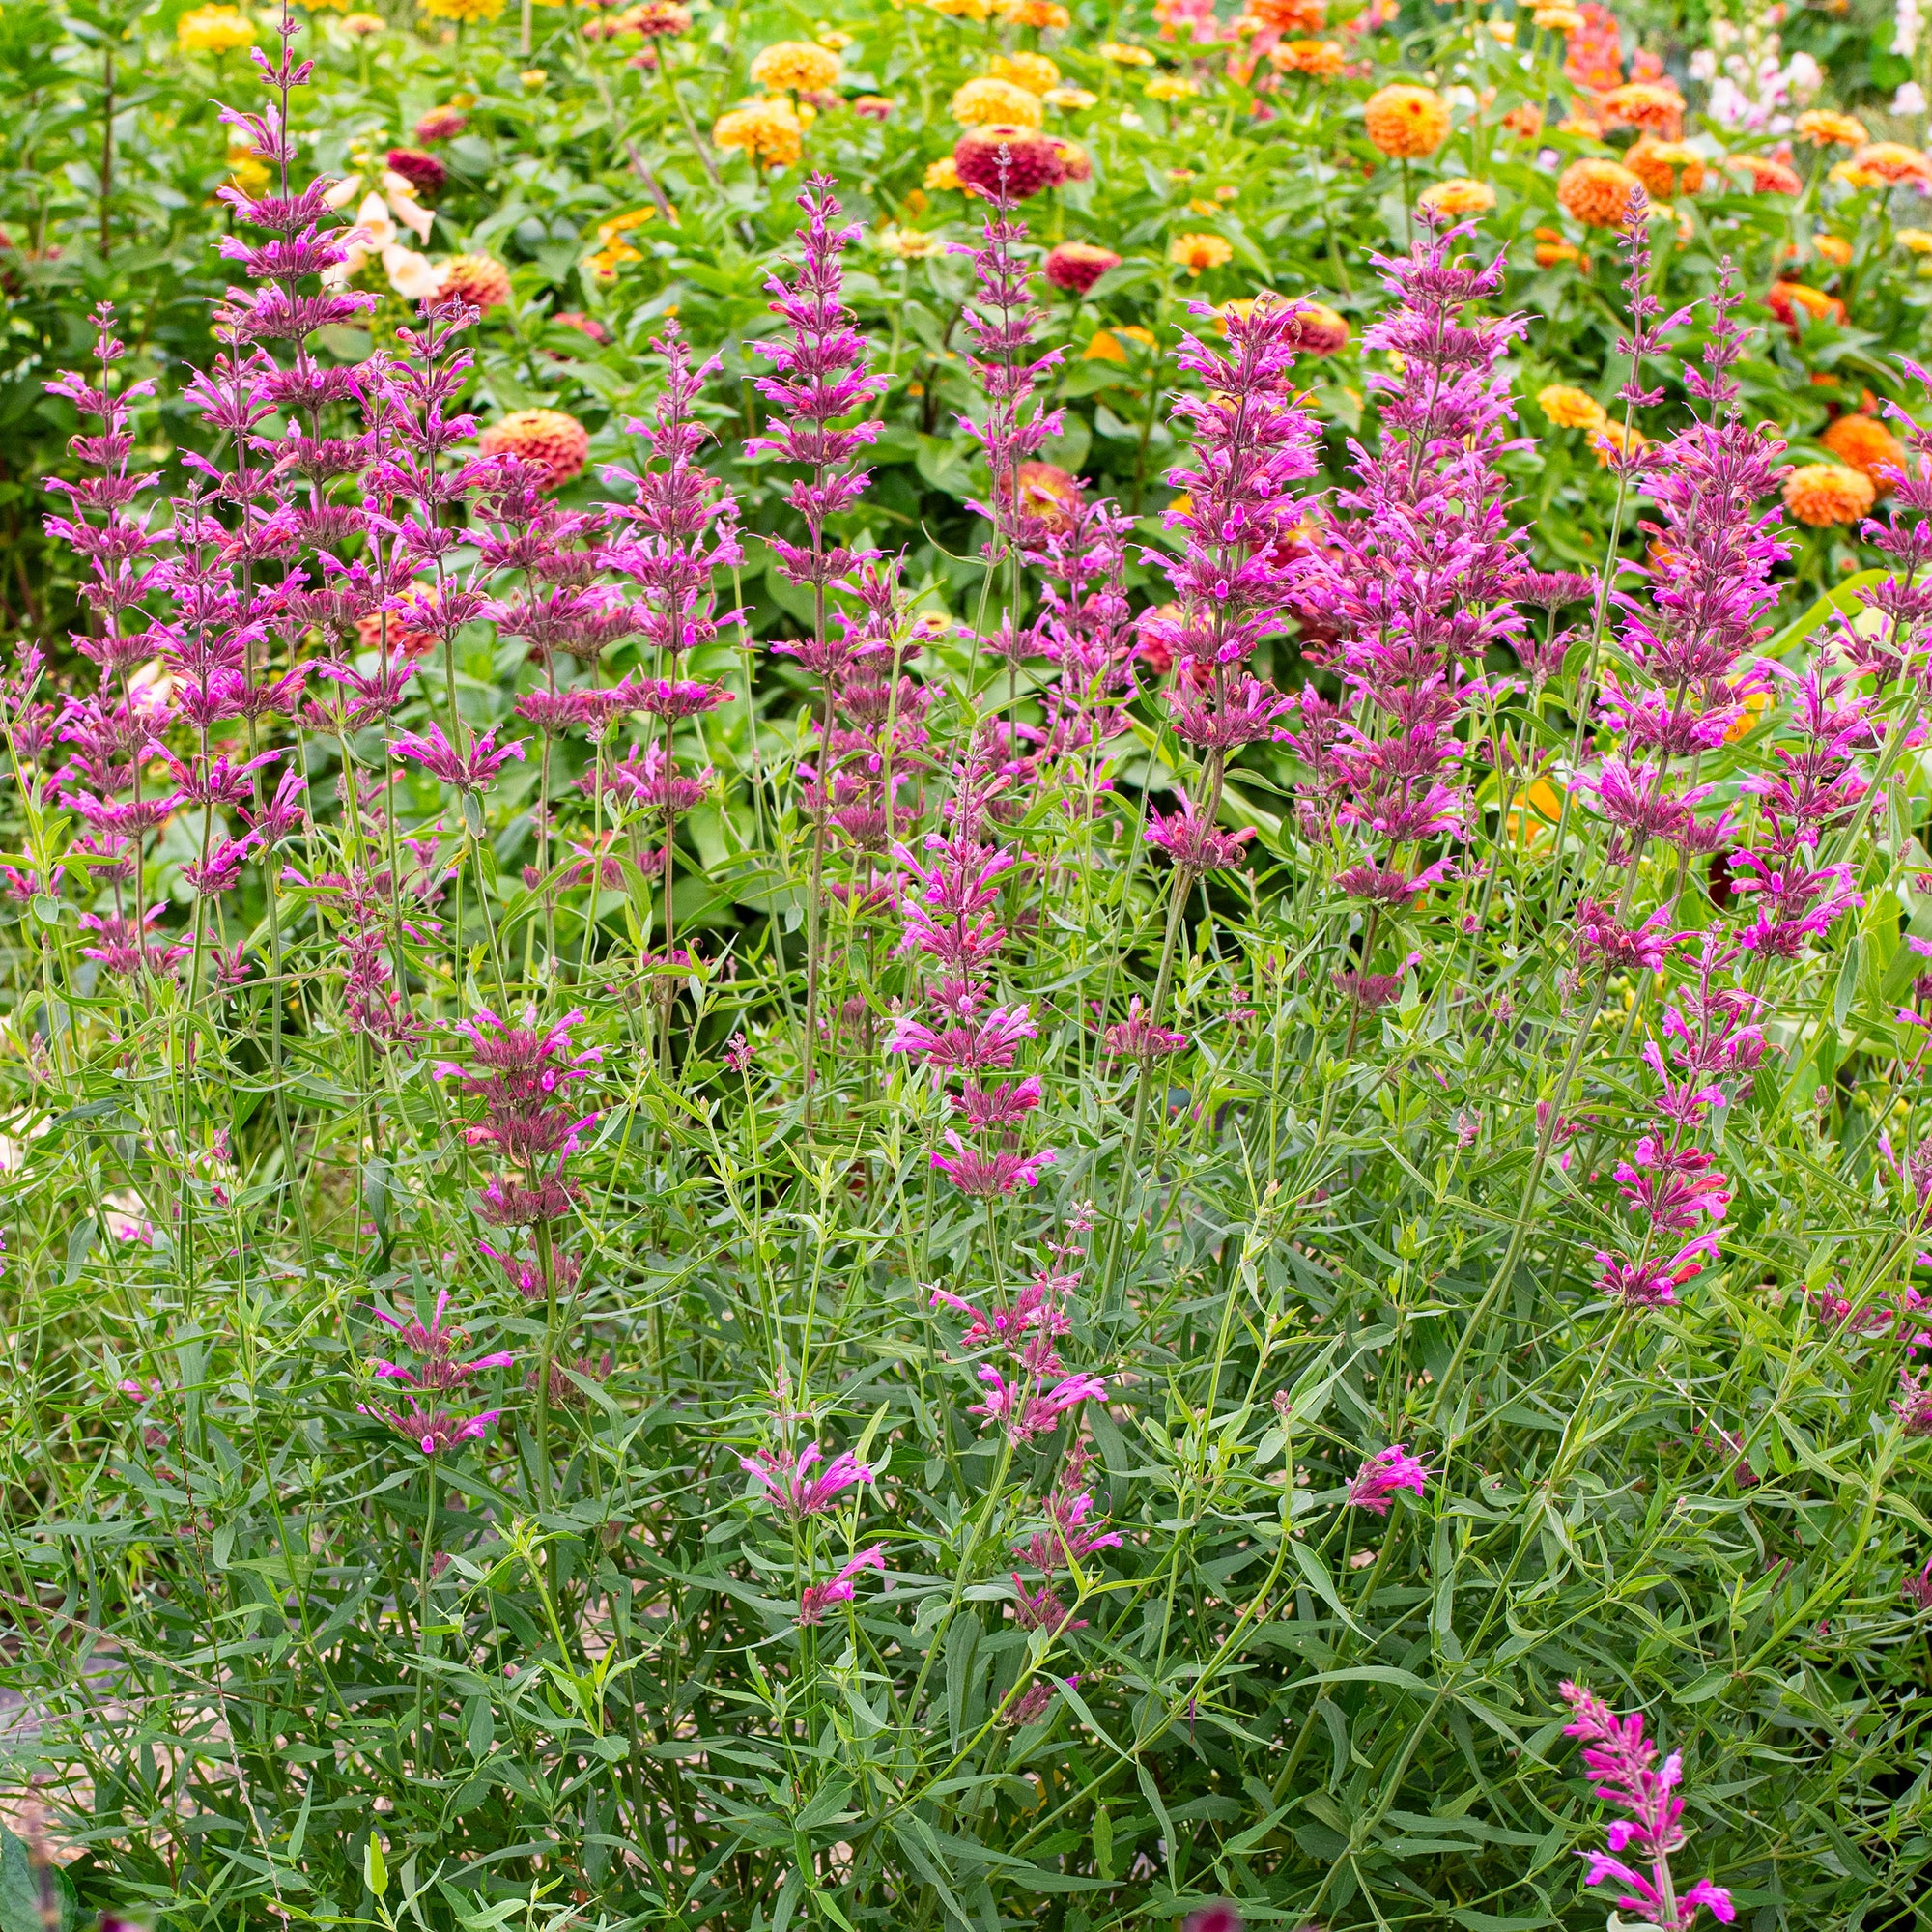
[364,1833,388,1900]
[0,1825,78,1932]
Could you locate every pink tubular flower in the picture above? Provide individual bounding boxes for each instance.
[798,1544,887,1625]
[1345,1443,1431,1516]
[1008,1673,1078,1727]
[887,1003,1037,1073]
[1577,901,1688,976]
[1613,1141,1730,1233]
[1145,789,1257,876]
[970,1367,1105,1441]
[741,1441,873,1519]
[370,1290,514,1391]
[391,723,526,792]
[931,1130,1056,1196]
[1559,1682,1734,1932]
[1100,998,1190,1060]
[1593,1231,1722,1308]
[358,1399,503,1458]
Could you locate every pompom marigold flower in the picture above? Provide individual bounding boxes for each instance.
[1417,177,1495,217]
[997,0,1069,23]
[1363,84,1450,158]
[749,41,839,93]
[1812,233,1853,268]
[342,13,385,32]
[1043,242,1122,294]
[1169,231,1235,275]
[989,50,1060,94]
[879,226,940,260]
[1795,109,1869,147]
[1557,157,1643,228]
[1146,73,1203,102]
[177,5,257,52]
[439,253,512,312]
[951,76,1044,128]
[952,124,1065,199]
[628,0,692,32]
[1287,300,1350,355]
[853,94,894,120]
[1599,80,1685,138]
[1531,5,1584,27]
[1501,102,1544,139]
[1850,141,1932,185]
[1822,413,1905,493]
[480,410,591,490]
[1083,324,1155,362]
[1534,237,1582,268]
[1626,137,1704,199]
[1270,38,1346,78]
[1766,279,1846,334]
[1538,384,1607,431]
[714,95,803,168]
[1783,462,1874,526]
[1100,42,1156,65]
[923,155,963,191]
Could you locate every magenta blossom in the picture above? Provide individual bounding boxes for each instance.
[1345,1443,1431,1516]
[931,1131,1056,1196]
[1593,1231,1722,1308]
[742,1441,873,1519]
[1577,901,1689,977]
[1100,998,1190,1060]
[798,1545,887,1625]
[969,1367,1105,1441]
[887,1004,1037,1074]
[391,723,526,792]
[358,1398,502,1458]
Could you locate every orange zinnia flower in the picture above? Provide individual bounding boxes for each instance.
[1363,84,1451,159]
[1557,157,1643,229]
[1782,463,1874,526]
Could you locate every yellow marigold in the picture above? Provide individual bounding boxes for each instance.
[1795,109,1868,147]
[1823,413,1906,494]
[880,226,941,260]
[713,96,803,168]
[1146,73,1202,101]
[295,0,352,9]
[1084,324,1157,362]
[1531,6,1584,28]
[1169,232,1234,275]
[1538,384,1607,431]
[1044,86,1099,109]
[521,67,549,87]
[996,0,1069,23]
[1363,84,1450,160]
[1782,462,1874,526]
[418,0,505,19]
[750,41,839,93]
[1270,38,1346,78]
[1593,419,1647,466]
[1812,233,1853,268]
[1599,80,1684,138]
[440,253,512,311]
[1100,43,1156,65]
[951,77,1044,127]
[341,13,385,33]
[177,6,257,52]
[1851,141,1932,185]
[1417,177,1495,217]
[479,409,590,490]
[1899,227,1932,253]
[929,0,993,14]
[1557,157,1643,229]
[226,145,271,195]
[1831,162,1885,189]
[1626,136,1705,200]
[816,29,853,49]
[990,51,1060,95]
[923,156,963,191]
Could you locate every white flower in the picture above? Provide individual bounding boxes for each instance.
[1897,80,1928,115]
[1899,0,1923,63]
[1689,48,1717,82]
[383,245,441,300]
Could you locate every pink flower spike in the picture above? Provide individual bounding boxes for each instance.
[797,1544,888,1625]
[1345,1443,1431,1516]
[741,1441,873,1519]
[930,1130,1056,1197]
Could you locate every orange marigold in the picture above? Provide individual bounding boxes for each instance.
[1556,157,1643,228]
[1417,177,1495,217]
[1850,141,1932,185]
[1500,102,1544,139]
[996,0,1071,24]
[1766,279,1847,334]
[1599,80,1685,139]
[439,252,511,311]
[1782,463,1874,526]
[1270,38,1346,78]
[479,409,591,490]
[1535,238,1581,268]
[1363,84,1450,159]
[1822,413,1906,494]
[1794,109,1868,147]
[1169,231,1235,274]
[1248,0,1326,31]
[1537,384,1607,431]
[1731,154,1802,194]
[1812,233,1853,268]
[1626,136,1703,200]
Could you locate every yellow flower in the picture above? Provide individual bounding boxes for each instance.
[1101,42,1156,65]
[226,145,271,195]
[1537,384,1607,432]
[418,0,505,19]
[177,7,257,53]
[1531,7,1584,28]
[1363,84,1451,159]
[1187,196,1220,216]
[521,68,549,88]
[1782,462,1874,526]
[1898,227,1932,253]
[1593,419,1647,466]
[996,0,1070,23]
[990,51,1060,95]
[294,0,353,10]
[1083,324,1157,362]
[951,77,1044,127]
[1146,73,1202,102]
[1417,177,1495,217]
[928,0,993,16]
[1169,232,1234,275]
[713,95,804,168]
[1795,109,1868,148]
[923,156,963,191]
[880,226,941,259]
[341,13,384,32]
[1812,233,1853,267]
[750,41,840,93]
[815,29,854,49]
[1043,86,1098,109]
[1483,17,1516,43]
